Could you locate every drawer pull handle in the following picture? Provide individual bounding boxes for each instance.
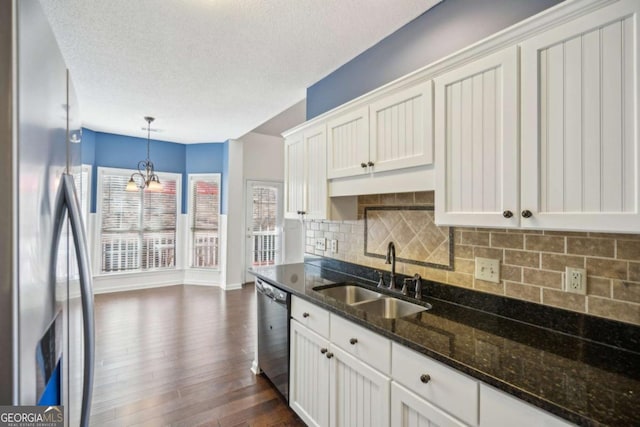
[521,209,533,218]
[349,338,358,345]
[320,348,328,354]
[367,161,374,167]
[326,352,334,359]
[302,312,310,318]
[420,374,431,384]
[361,162,368,168]
[503,210,513,218]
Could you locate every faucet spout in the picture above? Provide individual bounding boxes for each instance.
[385,241,396,290]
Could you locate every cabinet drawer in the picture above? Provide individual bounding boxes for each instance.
[392,343,478,426]
[480,384,572,427]
[291,296,330,338]
[330,314,391,375]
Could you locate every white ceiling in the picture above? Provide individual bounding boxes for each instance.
[40,0,442,143]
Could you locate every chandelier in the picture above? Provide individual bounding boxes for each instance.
[126,116,162,191]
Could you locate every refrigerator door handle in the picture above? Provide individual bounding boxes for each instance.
[51,173,95,427]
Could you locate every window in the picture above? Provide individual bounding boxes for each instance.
[98,167,180,273]
[189,174,221,269]
[56,165,91,282]
[249,184,281,267]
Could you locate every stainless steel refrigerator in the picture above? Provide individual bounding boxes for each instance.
[0,1,95,426]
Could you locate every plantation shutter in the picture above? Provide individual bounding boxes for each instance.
[190,175,220,268]
[142,178,177,269]
[100,172,142,272]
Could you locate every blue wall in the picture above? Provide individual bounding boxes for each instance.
[306,0,561,118]
[83,129,225,214]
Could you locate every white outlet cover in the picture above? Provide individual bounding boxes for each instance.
[565,267,587,295]
[475,257,500,283]
[330,239,338,253]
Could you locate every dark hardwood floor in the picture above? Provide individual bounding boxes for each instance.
[90,284,304,427]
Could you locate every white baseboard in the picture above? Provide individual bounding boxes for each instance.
[58,268,243,296]
[223,282,243,291]
[183,268,221,286]
[92,269,184,294]
[250,359,261,375]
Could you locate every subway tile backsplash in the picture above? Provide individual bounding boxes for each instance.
[304,191,640,326]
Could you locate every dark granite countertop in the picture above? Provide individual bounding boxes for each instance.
[249,260,640,427]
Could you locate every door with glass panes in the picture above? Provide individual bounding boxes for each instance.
[244,181,283,283]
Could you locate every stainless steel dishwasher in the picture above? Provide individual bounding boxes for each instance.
[256,278,290,402]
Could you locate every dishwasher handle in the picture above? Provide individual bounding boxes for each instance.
[256,279,288,305]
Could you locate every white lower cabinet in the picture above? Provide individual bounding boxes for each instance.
[289,298,575,426]
[290,319,390,427]
[290,319,330,427]
[391,382,467,427]
[480,384,572,427]
[391,343,478,426]
[329,345,390,427]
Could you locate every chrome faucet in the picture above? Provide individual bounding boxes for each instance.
[385,241,396,290]
[412,273,423,299]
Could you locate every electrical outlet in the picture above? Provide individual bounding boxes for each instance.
[565,267,587,295]
[475,257,500,283]
[315,238,326,251]
[330,239,338,253]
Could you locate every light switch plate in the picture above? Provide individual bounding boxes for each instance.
[315,238,326,251]
[475,257,500,283]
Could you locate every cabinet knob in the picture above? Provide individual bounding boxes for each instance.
[326,352,334,359]
[521,210,533,218]
[502,210,513,218]
[420,374,431,384]
[367,161,374,167]
[360,162,368,168]
[320,348,328,354]
[302,312,310,318]
[349,338,358,345]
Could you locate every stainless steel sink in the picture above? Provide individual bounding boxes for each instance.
[354,298,430,319]
[314,283,431,319]
[315,285,383,305]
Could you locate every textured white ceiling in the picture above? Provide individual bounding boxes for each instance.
[40,0,441,143]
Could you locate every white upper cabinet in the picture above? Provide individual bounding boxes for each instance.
[435,46,519,228]
[304,124,329,220]
[285,125,356,221]
[326,81,433,180]
[520,0,640,232]
[283,125,328,220]
[369,81,434,173]
[284,131,305,219]
[327,107,369,179]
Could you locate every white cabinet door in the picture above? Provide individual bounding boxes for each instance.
[327,107,370,179]
[290,320,331,427]
[370,81,434,173]
[391,382,467,427]
[435,46,519,228]
[304,124,328,220]
[329,345,390,427]
[480,384,572,427]
[284,132,305,219]
[520,0,640,232]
